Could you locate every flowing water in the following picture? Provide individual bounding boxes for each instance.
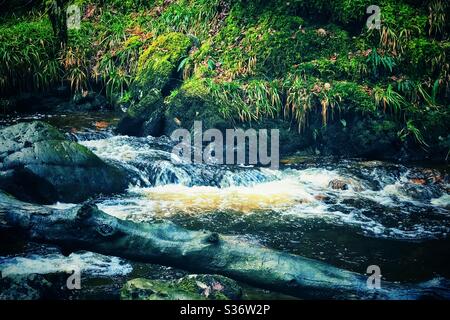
[1,112,449,299]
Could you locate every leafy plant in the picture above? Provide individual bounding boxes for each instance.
[366,48,396,78]
[373,84,405,114]
[428,0,447,38]
[398,120,429,147]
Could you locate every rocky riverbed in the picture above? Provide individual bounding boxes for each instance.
[0,113,449,300]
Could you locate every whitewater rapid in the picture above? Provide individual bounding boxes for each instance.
[76,136,450,241]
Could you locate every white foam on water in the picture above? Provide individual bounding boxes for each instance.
[46,202,77,210]
[77,135,450,240]
[0,251,133,278]
[80,136,172,163]
[431,194,450,208]
[99,178,316,217]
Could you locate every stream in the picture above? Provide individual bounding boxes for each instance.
[1,111,449,299]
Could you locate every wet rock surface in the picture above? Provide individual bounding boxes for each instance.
[0,121,128,204]
[0,274,53,300]
[121,275,242,300]
[116,89,165,136]
[0,271,74,300]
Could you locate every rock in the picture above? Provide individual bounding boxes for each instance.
[134,32,192,93]
[0,271,74,300]
[142,108,165,137]
[0,274,52,300]
[163,79,233,136]
[72,91,109,111]
[121,275,242,300]
[321,116,404,159]
[116,89,164,136]
[314,194,330,201]
[0,121,128,204]
[54,91,110,112]
[401,183,443,201]
[162,79,311,155]
[409,178,427,185]
[328,179,349,190]
[407,168,448,185]
[116,32,192,137]
[316,28,327,37]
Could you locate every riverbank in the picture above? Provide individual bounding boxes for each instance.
[1,0,449,162]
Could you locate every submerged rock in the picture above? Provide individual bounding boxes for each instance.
[401,183,443,201]
[0,274,53,300]
[328,179,349,190]
[0,121,128,204]
[121,275,242,300]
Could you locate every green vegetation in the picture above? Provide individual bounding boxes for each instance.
[0,0,449,158]
[135,32,192,93]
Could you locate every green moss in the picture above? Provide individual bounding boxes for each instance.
[329,81,376,112]
[176,275,241,300]
[373,119,398,133]
[381,1,427,33]
[121,275,242,300]
[33,140,103,167]
[135,32,192,91]
[165,78,228,131]
[127,88,163,119]
[405,38,444,72]
[2,0,449,156]
[121,278,204,300]
[123,35,143,49]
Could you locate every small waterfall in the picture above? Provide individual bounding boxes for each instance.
[80,135,276,188]
[79,135,450,240]
[68,129,114,142]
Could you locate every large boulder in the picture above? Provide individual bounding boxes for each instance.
[318,115,402,159]
[163,79,230,135]
[121,275,242,300]
[116,32,192,137]
[0,121,128,204]
[163,79,308,155]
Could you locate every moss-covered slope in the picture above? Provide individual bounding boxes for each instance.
[0,0,449,160]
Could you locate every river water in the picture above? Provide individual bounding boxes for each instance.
[1,112,449,299]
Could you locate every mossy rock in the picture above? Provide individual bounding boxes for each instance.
[116,89,164,136]
[0,121,128,204]
[2,140,104,168]
[0,272,72,300]
[0,121,65,157]
[126,89,164,119]
[121,275,242,300]
[164,79,230,134]
[134,32,192,93]
[319,116,402,158]
[164,78,312,154]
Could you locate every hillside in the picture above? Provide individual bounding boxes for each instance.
[0,0,449,160]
